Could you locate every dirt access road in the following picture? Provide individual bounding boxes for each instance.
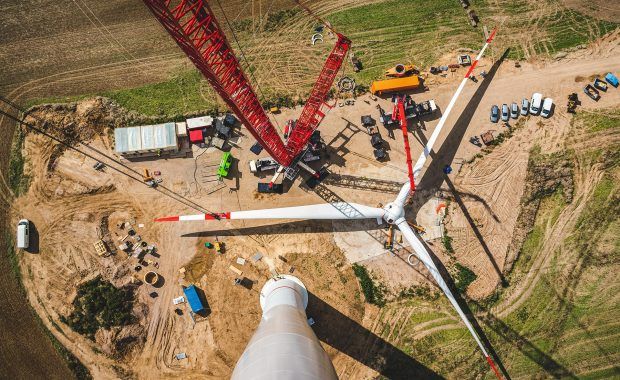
[7,33,620,379]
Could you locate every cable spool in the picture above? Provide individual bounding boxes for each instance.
[337,77,356,93]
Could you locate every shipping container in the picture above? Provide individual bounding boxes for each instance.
[371,76,420,95]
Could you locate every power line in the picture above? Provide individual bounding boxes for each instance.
[0,96,220,217]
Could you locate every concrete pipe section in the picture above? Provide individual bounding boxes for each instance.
[143,271,159,286]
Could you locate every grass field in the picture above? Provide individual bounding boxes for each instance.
[366,109,620,378]
[21,0,618,117]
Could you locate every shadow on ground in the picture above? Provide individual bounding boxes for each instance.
[308,292,442,380]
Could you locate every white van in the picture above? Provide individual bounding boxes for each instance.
[541,98,554,118]
[530,93,543,115]
[16,219,30,249]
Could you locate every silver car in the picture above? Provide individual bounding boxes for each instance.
[501,104,509,122]
[521,98,529,116]
[510,103,519,119]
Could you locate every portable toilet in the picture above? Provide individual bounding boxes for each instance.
[183,285,206,314]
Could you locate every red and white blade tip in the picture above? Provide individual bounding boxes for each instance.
[486,355,503,380]
[154,212,230,222]
[486,28,498,43]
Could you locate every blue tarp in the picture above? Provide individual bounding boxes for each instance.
[183,285,205,313]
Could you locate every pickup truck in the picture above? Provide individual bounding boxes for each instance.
[250,150,320,174]
[405,99,437,119]
[249,157,279,173]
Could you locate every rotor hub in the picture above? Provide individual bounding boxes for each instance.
[382,202,404,225]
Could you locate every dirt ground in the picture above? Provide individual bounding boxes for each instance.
[6,31,620,379]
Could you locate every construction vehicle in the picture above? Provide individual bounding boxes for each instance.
[205,241,224,253]
[384,64,416,78]
[583,84,601,101]
[593,78,608,92]
[283,119,295,140]
[143,0,350,169]
[371,76,421,95]
[567,93,579,113]
[249,158,279,174]
[350,53,362,72]
[258,183,284,194]
[218,152,233,179]
[407,221,426,234]
[405,99,437,119]
[154,28,505,379]
[142,168,157,188]
[383,225,394,250]
[214,241,224,254]
[467,9,478,27]
[457,55,471,66]
[376,105,398,128]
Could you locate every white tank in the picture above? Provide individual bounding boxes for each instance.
[231,275,337,380]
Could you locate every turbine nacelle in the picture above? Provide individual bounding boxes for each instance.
[382,202,405,225]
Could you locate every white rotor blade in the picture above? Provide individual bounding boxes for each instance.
[155,203,384,222]
[396,220,494,362]
[396,29,497,205]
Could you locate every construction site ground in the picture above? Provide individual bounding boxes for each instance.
[6,32,620,379]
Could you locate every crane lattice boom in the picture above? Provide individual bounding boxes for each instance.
[285,35,350,157]
[142,0,350,167]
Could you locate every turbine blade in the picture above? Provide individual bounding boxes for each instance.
[155,203,384,222]
[397,220,502,379]
[396,28,498,206]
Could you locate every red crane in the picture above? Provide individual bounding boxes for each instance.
[392,96,415,196]
[141,0,350,167]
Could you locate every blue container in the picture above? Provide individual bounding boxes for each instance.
[183,285,205,313]
[605,72,618,88]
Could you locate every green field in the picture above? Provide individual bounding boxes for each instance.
[367,109,620,378]
[25,0,618,117]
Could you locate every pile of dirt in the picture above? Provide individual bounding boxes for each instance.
[504,149,574,273]
[24,97,131,142]
[95,324,146,360]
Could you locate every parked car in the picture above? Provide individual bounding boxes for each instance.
[16,219,30,249]
[521,98,529,116]
[501,104,509,122]
[593,78,608,92]
[530,93,543,115]
[510,102,519,119]
[583,84,600,101]
[490,105,499,123]
[541,98,554,118]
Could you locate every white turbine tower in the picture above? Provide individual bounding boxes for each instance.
[158,30,502,379]
[231,275,337,380]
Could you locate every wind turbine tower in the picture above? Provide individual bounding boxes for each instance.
[231,275,337,380]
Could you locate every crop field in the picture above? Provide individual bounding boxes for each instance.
[364,109,620,378]
[7,0,617,116]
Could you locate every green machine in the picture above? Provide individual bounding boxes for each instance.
[218,152,232,179]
